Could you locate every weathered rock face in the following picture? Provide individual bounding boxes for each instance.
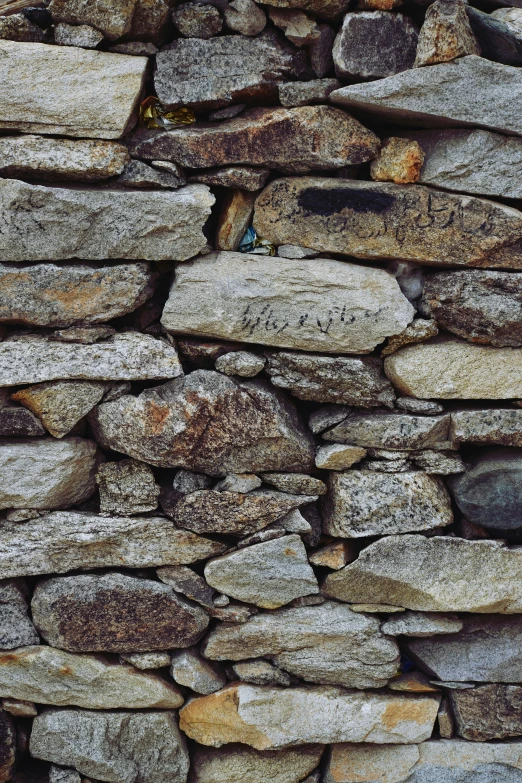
[128,106,379,173]
[450,410,522,447]
[381,611,463,637]
[189,743,323,783]
[170,647,226,694]
[414,0,480,67]
[0,710,15,783]
[0,580,39,649]
[323,411,451,450]
[89,372,315,475]
[31,573,209,652]
[202,601,399,689]
[253,177,522,269]
[96,459,160,516]
[467,6,522,67]
[0,40,147,139]
[161,252,414,354]
[322,471,453,538]
[30,709,190,783]
[48,0,135,39]
[323,535,522,612]
[0,511,226,579]
[262,0,350,19]
[179,684,440,748]
[0,179,214,262]
[450,684,522,741]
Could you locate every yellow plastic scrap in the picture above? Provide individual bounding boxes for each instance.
[139,96,196,129]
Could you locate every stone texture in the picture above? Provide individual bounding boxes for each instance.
[333,11,418,80]
[467,6,522,67]
[323,411,451,450]
[223,0,266,36]
[227,659,292,687]
[262,0,350,18]
[130,0,171,40]
[173,3,223,38]
[189,744,322,783]
[260,473,326,495]
[204,534,319,608]
[179,684,440,748]
[157,566,215,608]
[0,511,225,579]
[115,159,186,189]
[0,40,146,138]
[30,709,189,783]
[269,8,319,45]
[492,7,522,40]
[162,252,414,354]
[0,407,45,437]
[0,180,213,262]
[48,0,135,39]
[414,0,480,66]
[215,351,265,377]
[215,473,262,492]
[0,12,44,41]
[381,611,463,637]
[309,540,356,569]
[170,647,226,694]
[315,444,367,470]
[154,33,306,110]
[329,55,522,137]
[189,166,270,191]
[381,319,438,357]
[412,449,465,475]
[421,269,522,346]
[2,698,37,717]
[388,672,438,693]
[53,22,104,47]
[96,459,159,516]
[120,652,171,670]
[0,710,15,783]
[323,535,522,612]
[31,572,209,653]
[0,580,39,649]
[450,685,522,741]
[253,176,522,269]
[216,190,256,251]
[384,339,522,399]
[322,471,452,538]
[396,398,444,416]
[370,138,425,185]
[278,79,340,107]
[450,409,522,447]
[265,353,396,406]
[90,372,315,475]
[0,645,182,708]
[309,23,335,76]
[0,262,156,328]
[308,405,352,434]
[203,601,399,689]
[128,107,379,173]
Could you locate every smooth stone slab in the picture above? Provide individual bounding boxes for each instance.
[450,684,522,741]
[0,511,226,579]
[0,40,147,139]
[189,744,323,783]
[0,580,39,649]
[179,684,440,748]
[450,409,522,446]
[384,339,522,399]
[0,180,213,262]
[0,646,183,708]
[323,535,522,613]
[329,55,522,137]
[323,411,451,449]
[0,333,181,385]
[202,601,399,689]
[161,252,414,354]
[253,176,522,269]
[322,471,453,538]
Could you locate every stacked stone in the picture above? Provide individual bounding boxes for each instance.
[2,0,522,781]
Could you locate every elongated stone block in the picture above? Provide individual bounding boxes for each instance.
[189,744,323,783]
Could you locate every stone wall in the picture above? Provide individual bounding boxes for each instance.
[1,0,522,781]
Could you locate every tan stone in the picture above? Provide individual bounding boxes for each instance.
[414,0,480,67]
[216,190,256,251]
[315,444,367,470]
[268,8,320,45]
[370,138,425,185]
[189,744,324,783]
[388,672,440,693]
[309,541,356,569]
[381,319,438,356]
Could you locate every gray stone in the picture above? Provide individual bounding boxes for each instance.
[396,398,445,415]
[215,351,265,377]
[0,179,213,262]
[322,471,453,538]
[172,470,214,496]
[189,166,270,192]
[49,767,80,783]
[277,245,318,259]
[0,580,39,649]
[363,457,411,473]
[50,325,116,344]
[130,0,172,41]
[278,79,340,107]
[323,411,451,450]
[30,709,189,783]
[0,13,44,41]
[450,684,522,741]
[450,409,522,447]
[308,23,335,77]
[236,528,286,549]
[437,698,454,738]
[308,405,351,434]
[115,160,186,189]
[32,572,209,653]
[161,252,414,354]
[491,7,522,40]
[323,535,522,612]
[119,652,171,670]
[0,645,183,709]
[0,40,146,138]
[0,407,45,437]
[411,450,465,475]
[204,534,319,608]
[265,353,395,406]
[467,6,522,66]
[188,744,323,783]
[414,0,480,67]
[170,648,226,694]
[108,41,158,55]
[156,566,215,608]
[173,3,223,37]
[223,0,266,36]
[53,22,104,47]
[260,473,326,495]
[1,698,37,718]
[381,611,463,637]
[0,511,225,579]
[381,318,438,357]
[96,459,160,516]
[275,508,312,533]
[208,104,246,121]
[226,660,292,687]
[333,11,418,80]
[48,0,135,38]
[214,474,262,493]
[0,710,15,783]
[203,601,399,689]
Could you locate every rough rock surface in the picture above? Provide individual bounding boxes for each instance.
[31,572,209,652]
[189,166,270,191]
[450,684,522,741]
[215,351,265,377]
[161,252,414,354]
[450,409,522,447]
[0,580,39,649]
[96,459,160,516]
[173,3,223,38]
[324,411,451,449]
[189,744,323,783]
[315,444,367,470]
[278,78,340,107]
[414,0,479,67]
[0,710,15,783]
[170,647,226,694]
[467,6,522,67]
[370,137,425,185]
[381,611,463,637]
[157,566,215,608]
[48,0,135,39]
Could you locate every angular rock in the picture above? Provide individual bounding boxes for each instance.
[0,180,213,262]
[30,709,189,783]
[203,601,399,689]
[451,684,522,741]
[0,511,225,579]
[384,339,522,399]
[381,611,463,637]
[180,684,440,748]
[437,698,454,738]
[277,245,318,259]
[414,0,479,67]
[322,471,453,538]
[309,541,356,570]
[0,710,15,783]
[411,449,465,475]
[308,22,335,76]
[48,0,135,38]
[0,406,45,437]
[254,176,522,269]
[467,6,522,66]
[333,11,418,80]
[0,580,39,649]
[388,672,439,693]
[189,744,323,783]
[396,398,444,415]
[173,3,223,37]
[157,566,215,608]
[492,7,522,40]
[12,381,111,438]
[370,137,425,185]
[130,0,171,40]
[324,411,451,450]
[162,253,414,354]
[189,166,270,192]
[108,41,158,55]
[49,767,80,783]
[215,351,265,377]
[204,535,318,608]
[223,0,266,36]
[381,318,438,357]
[0,645,182,708]
[329,55,522,137]
[170,647,226,694]
[128,106,379,174]
[262,0,350,17]
[53,22,104,47]
[0,40,146,138]
[31,572,209,653]
[323,535,522,612]
[115,159,186,189]
[422,269,522,346]
[0,262,156,327]
[120,652,171,670]
[260,473,325,495]
[0,12,44,41]
[227,659,292,687]
[308,405,351,434]
[269,8,320,45]
[278,78,340,107]
[315,444,367,470]
[216,190,256,251]
[450,409,522,447]
[214,474,262,493]
[2,698,37,717]
[154,33,306,110]
[265,353,396,406]
[96,459,159,516]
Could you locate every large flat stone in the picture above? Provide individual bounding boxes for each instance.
[323,411,451,449]
[0,179,213,262]
[450,684,522,741]
[179,684,440,748]
[253,177,522,268]
[89,372,315,475]
[189,744,323,783]
[0,580,39,649]
[323,535,522,612]
[161,252,414,354]
[0,40,146,139]
[31,572,209,653]
[0,646,183,708]
[329,55,522,137]
[0,511,225,579]
[202,601,399,689]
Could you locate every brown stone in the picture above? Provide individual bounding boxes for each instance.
[0,710,15,783]
[189,166,270,192]
[381,319,438,356]
[268,8,320,45]
[261,0,350,21]
[414,0,480,67]
[370,138,425,184]
[48,0,135,39]
[216,190,256,251]
[450,684,522,741]
[309,541,356,569]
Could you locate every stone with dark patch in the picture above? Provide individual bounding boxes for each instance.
[0,710,15,783]
[467,6,522,66]
[451,684,522,741]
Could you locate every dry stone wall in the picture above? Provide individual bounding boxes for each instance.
[1,0,522,781]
